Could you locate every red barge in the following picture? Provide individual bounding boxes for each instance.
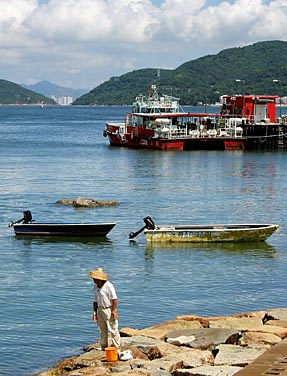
[103,85,284,151]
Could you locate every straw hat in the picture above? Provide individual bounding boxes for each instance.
[89,267,108,281]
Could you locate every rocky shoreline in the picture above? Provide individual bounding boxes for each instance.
[37,308,287,376]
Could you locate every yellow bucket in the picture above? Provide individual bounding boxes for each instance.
[105,347,118,362]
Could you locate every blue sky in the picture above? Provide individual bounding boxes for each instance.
[0,0,286,89]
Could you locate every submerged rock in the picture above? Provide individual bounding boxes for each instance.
[56,196,119,207]
[56,198,75,205]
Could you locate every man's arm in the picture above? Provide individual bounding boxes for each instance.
[111,299,118,320]
[93,301,98,321]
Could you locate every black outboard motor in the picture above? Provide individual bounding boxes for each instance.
[129,216,156,239]
[23,210,32,224]
[8,210,33,227]
[143,216,155,230]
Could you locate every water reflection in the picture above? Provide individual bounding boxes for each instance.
[144,241,278,259]
[13,235,113,247]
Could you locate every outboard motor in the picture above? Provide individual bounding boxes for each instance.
[23,210,32,223]
[8,210,33,227]
[143,216,155,230]
[129,216,156,239]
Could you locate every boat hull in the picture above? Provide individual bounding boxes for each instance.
[107,132,185,150]
[12,223,116,237]
[144,224,279,243]
[107,133,245,151]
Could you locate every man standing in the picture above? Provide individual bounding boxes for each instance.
[89,267,120,349]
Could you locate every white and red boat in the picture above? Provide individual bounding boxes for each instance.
[103,85,281,151]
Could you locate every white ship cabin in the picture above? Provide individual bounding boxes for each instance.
[132,85,181,114]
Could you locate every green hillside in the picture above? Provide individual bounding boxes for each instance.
[74,40,287,106]
[0,79,56,105]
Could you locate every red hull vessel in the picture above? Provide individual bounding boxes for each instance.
[103,85,280,151]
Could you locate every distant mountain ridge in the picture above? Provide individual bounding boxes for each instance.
[21,81,89,100]
[73,40,287,106]
[0,79,55,105]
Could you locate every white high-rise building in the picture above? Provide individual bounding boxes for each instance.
[58,96,73,106]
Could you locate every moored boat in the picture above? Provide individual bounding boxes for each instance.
[103,85,285,151]
[9,210,116,237]
[129,217,279,243]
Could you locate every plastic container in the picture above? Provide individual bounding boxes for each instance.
[105,347,118,362]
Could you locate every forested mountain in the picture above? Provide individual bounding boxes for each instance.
[73,40,287,106]
[0,79,55,105]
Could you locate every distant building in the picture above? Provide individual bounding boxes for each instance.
[58,96,73,106]
[50,95,73,105]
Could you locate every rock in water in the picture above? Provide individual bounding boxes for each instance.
[56,196,119,207]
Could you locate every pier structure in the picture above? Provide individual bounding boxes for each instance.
[221,94,287,150]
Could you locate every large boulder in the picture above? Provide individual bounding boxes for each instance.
[209,316,264,331]
[214,344,267,366]
[238,331,282,347]
[165,328,239,350]
[265,308,287,321]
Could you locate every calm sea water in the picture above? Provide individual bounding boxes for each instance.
[0,105,287,375]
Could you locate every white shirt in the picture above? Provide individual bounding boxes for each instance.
[94,280,117,308]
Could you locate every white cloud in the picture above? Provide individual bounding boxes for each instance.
[0,0,286,89]
[250,0,287,38]
[0,0,36,25]
[159,0,287,43]
[26,0,160,43]
[0,0,38,47]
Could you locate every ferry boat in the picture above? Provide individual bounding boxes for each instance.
[103,85,284,151]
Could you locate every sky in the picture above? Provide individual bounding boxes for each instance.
[0,0,286,90]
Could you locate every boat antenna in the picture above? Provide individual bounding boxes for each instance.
[154,68,160,93]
